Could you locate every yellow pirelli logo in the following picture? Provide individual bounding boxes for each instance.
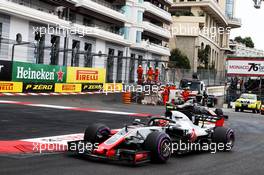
[0,81,23,93]
[55,83,82,93]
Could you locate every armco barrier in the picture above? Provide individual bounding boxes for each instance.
[0,61,110,94]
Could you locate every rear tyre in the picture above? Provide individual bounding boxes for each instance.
[212,127,235,152]
[253,109,256,113]
[144,132,171,163]
[235,107,239,112]
[84,123,111,144]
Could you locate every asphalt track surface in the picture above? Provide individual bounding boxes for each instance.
[0,95,264,175]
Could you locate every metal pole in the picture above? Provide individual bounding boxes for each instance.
[124,47,128,84]
[260,76,262,102]
[11,44,16,62]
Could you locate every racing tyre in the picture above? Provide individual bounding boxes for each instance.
[235,107,239,112]
[144,132,172,163]
[212,127,235,152]
[84,123,111,144]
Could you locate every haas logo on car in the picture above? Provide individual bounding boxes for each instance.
[76,70,99,81]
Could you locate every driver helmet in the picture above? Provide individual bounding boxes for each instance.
[158,119,169,127]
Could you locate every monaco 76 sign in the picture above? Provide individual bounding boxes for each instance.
[227,58,264,76]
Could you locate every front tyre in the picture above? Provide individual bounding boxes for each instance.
[212,127,235,152]
[84,123,111,144]
[144,132,172,163]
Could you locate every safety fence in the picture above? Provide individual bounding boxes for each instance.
[167,69,226,87]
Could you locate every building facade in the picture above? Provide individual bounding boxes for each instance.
[0,0,172,83]
[229,39,264,57]
[169,0,241,72]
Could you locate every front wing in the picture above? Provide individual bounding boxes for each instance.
[67,140,151,165]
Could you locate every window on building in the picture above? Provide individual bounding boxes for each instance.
[136,31,142,43]
[137,11,143,23]
[71,40,80,67]
[50,35,60,65]
[129,54,136,83]
[84,43,92,67]
[225,0,234,18]
[107,48,115,83]
[117,51,123,83]
[124,27,130,40]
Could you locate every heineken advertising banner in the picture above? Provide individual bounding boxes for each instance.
[0,60,12,81]
[12,62,67,83]
[67,67,106,83]
[0,81,23,93]
[82,83,104,92]
[23,83,55,93]
[55,83,82,93]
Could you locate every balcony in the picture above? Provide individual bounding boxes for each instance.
[143,2,172,23]
[172,0,228,26]
[0,0,70,26]
[132,40,170,56]
[73,0,126,22]
[142,21,171,39]
[171,16,205,36]
[227,17,242,28]
[73,24,130,46]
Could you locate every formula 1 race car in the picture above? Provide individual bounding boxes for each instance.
[166,100,228,121]
[68,110,234,165]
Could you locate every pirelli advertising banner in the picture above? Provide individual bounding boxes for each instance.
[0,81,23,93]
[55,83,82,93]
[67,67,106,84]
[12,62,67,83]
[23,83,55,93]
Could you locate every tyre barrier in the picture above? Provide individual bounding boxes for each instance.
[122,92,132,104]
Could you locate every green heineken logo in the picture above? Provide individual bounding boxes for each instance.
[12,62,67,83]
